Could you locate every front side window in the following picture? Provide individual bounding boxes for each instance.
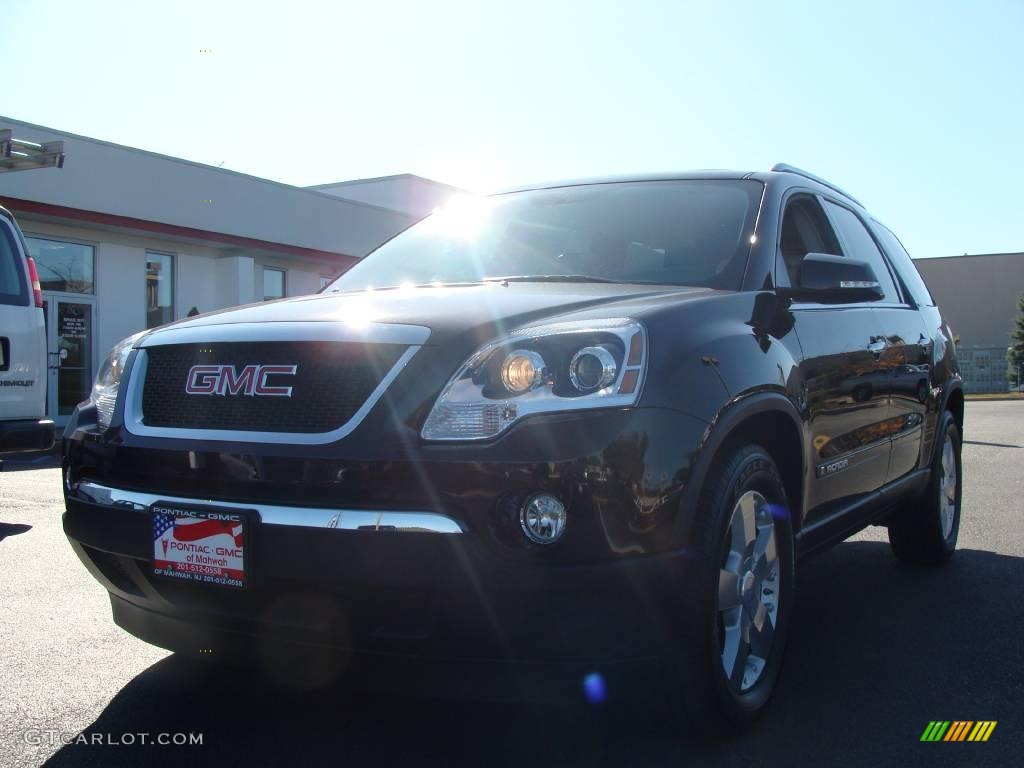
[146,252,175,329]
[821,201,899,302]
[326,180,764,293]
[778,195,842,287]
[25,236,95,294]
[263,267,285,300]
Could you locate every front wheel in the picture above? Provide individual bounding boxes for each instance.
[888,411,962,566]
[675,443,795,733]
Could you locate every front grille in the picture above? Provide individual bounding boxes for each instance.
[141,341,406,433]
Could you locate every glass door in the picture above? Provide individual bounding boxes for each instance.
[44,298,95,424]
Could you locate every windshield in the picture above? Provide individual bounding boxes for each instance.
[326,179,764,293]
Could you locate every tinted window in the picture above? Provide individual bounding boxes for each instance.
[778,195,842,287]
[0,220,29,307]
[871,222,935,306]
[822,201,899,301]
[327,180,765,292]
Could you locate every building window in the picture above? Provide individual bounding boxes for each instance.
[25,236,95,294]
[263,267,285,300]
[146,252,175,328]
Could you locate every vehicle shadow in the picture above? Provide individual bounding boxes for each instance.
[43,544,1021,768]
[0,522,32,542]
[0,450,61,471]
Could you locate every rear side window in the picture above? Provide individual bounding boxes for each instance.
[871,222,935,307]
[0,219,29,307]
[821,201,900,302]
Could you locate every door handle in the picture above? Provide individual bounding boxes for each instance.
[867,339,887,355]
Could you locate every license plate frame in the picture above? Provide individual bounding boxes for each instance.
[151,502,255,589]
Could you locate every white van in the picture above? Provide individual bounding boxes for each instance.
[0,205,54,454]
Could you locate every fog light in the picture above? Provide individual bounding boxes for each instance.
[520,493,567,544]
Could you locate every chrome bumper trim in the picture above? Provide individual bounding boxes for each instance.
[73,481,464,534]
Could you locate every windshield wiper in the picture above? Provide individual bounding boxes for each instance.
[485,274,618,284]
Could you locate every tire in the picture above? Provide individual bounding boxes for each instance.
[888,411,962,566]
[674,443,796,734]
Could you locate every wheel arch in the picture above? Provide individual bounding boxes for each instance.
[678,391,807,548]
[926,381,964,468]
[944,384,964,433]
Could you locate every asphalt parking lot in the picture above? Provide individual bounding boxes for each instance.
[1,401,1021,767]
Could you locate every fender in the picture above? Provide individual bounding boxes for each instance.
[931,378,964,464]
[674,390,806,552]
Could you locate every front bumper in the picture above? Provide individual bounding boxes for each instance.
[0,418,54,454]
[64,485,697,668]
[62,406,712,671]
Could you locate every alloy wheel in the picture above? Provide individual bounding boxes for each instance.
[939,432,958,540]
[718,490,779,693]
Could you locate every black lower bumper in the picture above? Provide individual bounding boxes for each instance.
[64,493,701,669]
[107,593,679,699]
[0,418,54,454]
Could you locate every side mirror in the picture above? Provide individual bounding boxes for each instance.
[778,253,884,304]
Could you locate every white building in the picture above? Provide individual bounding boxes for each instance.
[0,116,460,426]
[310,174,463,217]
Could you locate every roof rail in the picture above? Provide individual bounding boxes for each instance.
[770,163,862,207]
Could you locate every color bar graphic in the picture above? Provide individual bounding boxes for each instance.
[921,721,996,742]
[921,721,950,741]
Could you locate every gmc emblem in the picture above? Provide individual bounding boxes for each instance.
[185,364,298,397]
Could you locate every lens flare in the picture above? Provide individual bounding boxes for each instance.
[582,672,607,704]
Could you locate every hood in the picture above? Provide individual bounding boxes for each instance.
[147,282,720,347]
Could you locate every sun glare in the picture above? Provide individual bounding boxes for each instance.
[424,194,493,239]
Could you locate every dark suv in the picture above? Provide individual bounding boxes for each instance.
[62,165,963,730]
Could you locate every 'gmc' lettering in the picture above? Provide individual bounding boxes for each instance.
[185,364,298,397]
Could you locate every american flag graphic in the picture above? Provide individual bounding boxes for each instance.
[153,510,244,547]
[154,511,176,540]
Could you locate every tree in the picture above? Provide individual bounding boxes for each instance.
[1009,293,1024,389]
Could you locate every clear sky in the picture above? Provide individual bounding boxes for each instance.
[2,0,1022,260]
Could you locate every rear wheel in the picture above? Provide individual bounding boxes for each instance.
[675,443,795,733]
[888,411,962,565]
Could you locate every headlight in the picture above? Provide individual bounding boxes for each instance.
[421,318,647,441]
[569,346,618,392]
[500,349,547,393]
[90,332,146,428]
